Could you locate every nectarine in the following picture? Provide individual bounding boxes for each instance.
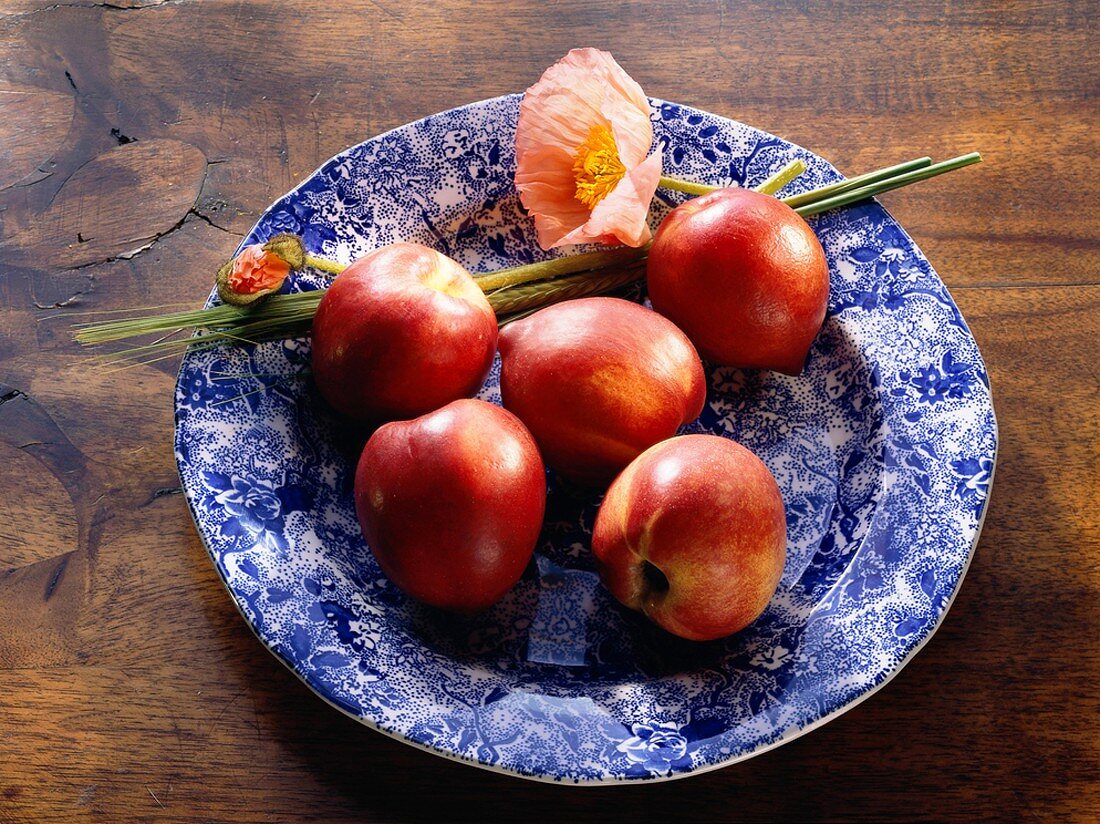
[498,297,706,486]
[592,434,787,640]
[354,399,546,613]
[647,188,829,375]
[311,243,497,424]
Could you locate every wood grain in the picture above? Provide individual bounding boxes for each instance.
[0,1,1097,821]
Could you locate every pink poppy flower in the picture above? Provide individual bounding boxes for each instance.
[515,48,662,249]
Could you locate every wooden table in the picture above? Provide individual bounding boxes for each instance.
[1,1,1096,820]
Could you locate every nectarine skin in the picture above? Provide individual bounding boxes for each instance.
[646,188,829,375]
[498,297,706,486]
[311,243,497,424]
[592,434,787,641]
[354,399,546,614]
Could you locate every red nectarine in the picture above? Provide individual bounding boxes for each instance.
[354,399,546,613]
[498,297,706,486]
[592,434,787,640]
[312,243,497,424]
[647,188,829,375]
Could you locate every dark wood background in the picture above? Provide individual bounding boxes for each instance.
[1,1,1097,821]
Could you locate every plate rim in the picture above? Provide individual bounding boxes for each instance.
[173,92,999,784]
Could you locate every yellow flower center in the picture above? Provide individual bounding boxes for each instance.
[572,125,626,210]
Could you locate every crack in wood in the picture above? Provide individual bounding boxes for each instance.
[33,293,86,310]
[13,135,213,270]
[188,207,240,236]
[43,552,72,600]
[140,485,183,507]
[33,273,95,310]
[2,0,190,21]
[53,146,243,272]
[109,127,136,145]
[0,388,29,407]
[64,204,235,272]
[0,171,55,193]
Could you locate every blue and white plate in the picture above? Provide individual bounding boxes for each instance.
[174,95,997,783]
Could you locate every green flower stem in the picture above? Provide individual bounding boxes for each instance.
[474,246,648,291]
[303,254,346,276]
[781,156,932,209]
[74,251,653,348]
[659,157,807,197]
[754,159,807,195]
[78,262,650,355]
[792,153,982,217]
[489,263,645,318]
[75,292,323,346]
[657,175,715,195]
[302,245,647,294]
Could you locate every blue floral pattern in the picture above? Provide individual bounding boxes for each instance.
[618,722,691,775]
[896,351,976,406]
[174,95,997,783]
[200,471,311,555]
